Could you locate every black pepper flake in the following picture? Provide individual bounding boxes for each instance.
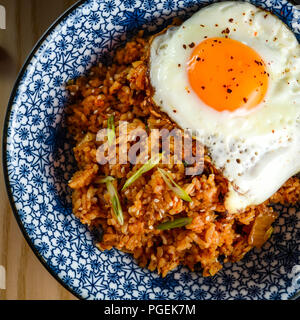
[200,24,205,27]
[173,110,177,113]
[178,64,181,67]
[201,86,205,90]
[229,18,234,22]
[227,88,232,93]
[196,57,201,61]
[243,97,248,103]
[236,159,241,164]
[189,42,195,48]
[215,24,219,27]
[254,59,263,66]
[183,44,187,49]
[264,13,268,19]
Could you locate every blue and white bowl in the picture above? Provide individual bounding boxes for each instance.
[3,0,300,300]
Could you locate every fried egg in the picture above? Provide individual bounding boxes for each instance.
[150,1,300,213]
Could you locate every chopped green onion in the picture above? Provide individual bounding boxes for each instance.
[157,167,192,202]
[96,176,115,184]
[122,153,162,191]
[96,176,123,225]
[264,226,273,241]
[156,217,193,230]
[107,115,115,146]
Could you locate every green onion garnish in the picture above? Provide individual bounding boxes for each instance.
[107,115,115,146]
[122,153,162,191]
[156,217,193,230]
[97,176,123,225]
[157,167,192,202]
[264,226,273,241]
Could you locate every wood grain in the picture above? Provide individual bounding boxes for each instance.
[0,0,78,300]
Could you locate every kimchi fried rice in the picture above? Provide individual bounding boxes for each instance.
[66,30,300,277]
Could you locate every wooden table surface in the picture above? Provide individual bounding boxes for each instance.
[0,0,79,300]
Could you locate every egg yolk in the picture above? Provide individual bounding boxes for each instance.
[187,37,269,112]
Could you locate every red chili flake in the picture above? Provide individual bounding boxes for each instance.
[229,18,234,23]
[232,77,236,80]
[230,56,234,59]
[173,110,177,113]
[201,86,205,90]
[189,42,195,48]
[264,14,268,18]
[196,57,201,61]
[228,68,233,72]
[243,97,248,103]
[254,31,257,36]
[242,12,245,15]
[272,129,275,133]
[183,44,187,49]
[227,88,232,93]
[254,60,263,66]
[222,28,230,34]
[215,24,219,27]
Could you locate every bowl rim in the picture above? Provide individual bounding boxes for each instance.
[2,0,300,300]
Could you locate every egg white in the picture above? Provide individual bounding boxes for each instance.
[150,1,300,212]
